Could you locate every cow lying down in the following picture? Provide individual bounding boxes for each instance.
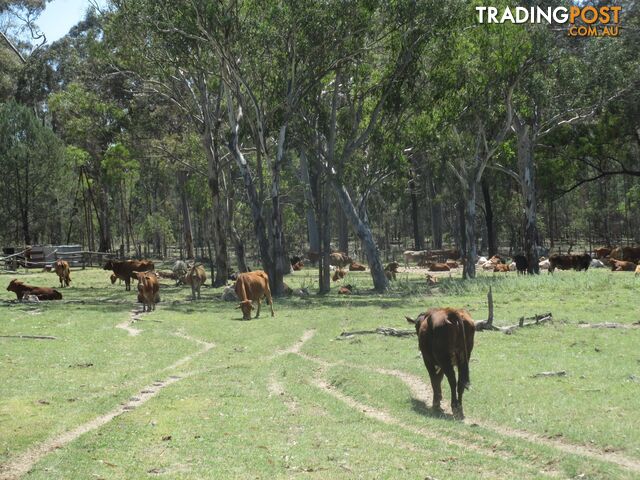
[406,308,475,419]
[7,279,62,300]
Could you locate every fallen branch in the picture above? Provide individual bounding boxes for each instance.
[337,327,415,340]
[498,313,553,334]
[578,322,639,329]
[0,335,57,340]
[532,370,566,378]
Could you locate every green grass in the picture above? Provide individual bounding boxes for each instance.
[1,266,639,479]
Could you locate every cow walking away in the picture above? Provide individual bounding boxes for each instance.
[54,259,71,287]
[184,263,207,300]
[134,271,159,312]
[7,279,62,301]
[234,271,275,320]
[406,308,475,419]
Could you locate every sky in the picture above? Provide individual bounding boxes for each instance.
[37,0,107,44]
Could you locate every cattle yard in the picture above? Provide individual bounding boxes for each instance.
[0,266,639,479]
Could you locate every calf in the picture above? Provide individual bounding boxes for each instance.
[54,259,71,287]
[406,308,475,419]
[134,271,159,312]
[234,271,275,320]
[184,263,207,300]
[6,279,62,301]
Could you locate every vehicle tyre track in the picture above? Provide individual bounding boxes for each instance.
[0,321,214,480]
[279,330,640,475]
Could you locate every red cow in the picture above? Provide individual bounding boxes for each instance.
[7,279,62,300]
[406,308,475,419]
[134,271,159,312]
[234,271,275,320]
[54,259,71,287]
[104,259,155,291]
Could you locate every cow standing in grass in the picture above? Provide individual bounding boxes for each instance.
[104,259,155,291]
[406,308,475,419]
[234,271,274,320]
[54,259,71,287]
[134,271,159,312]
[184,263,207,300]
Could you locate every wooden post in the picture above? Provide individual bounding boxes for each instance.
[519,316,524,327]
[487,286,494,327]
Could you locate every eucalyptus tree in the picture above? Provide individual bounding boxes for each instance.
[0,100,65,245]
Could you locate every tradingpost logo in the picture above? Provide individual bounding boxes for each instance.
[476,5,621,37]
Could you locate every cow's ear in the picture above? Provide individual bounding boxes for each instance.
[405,316,417,325]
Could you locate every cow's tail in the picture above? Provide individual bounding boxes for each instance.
[457,313,471,390]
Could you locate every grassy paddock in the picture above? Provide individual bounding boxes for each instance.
[0,266,639,479]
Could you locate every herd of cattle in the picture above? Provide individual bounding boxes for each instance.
[401,245,640,275]
[5,245,640,308]
[3,245,640,420]
[5,258,275,319]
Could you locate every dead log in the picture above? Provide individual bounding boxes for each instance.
[578,322,639,329]
[337,327,415,340]
[532,370,566,378]
[0,335,57,340]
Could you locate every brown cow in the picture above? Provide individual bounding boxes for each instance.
[104,259,155,291]
[338,285,353,295]
[6,279,62,301]
[54,259,71,287]
[330,252,352,268]
[548,253,591,273]
[493,263,510,273]
[403,250,428,267]
[292,261,304,271]
[406,308,475,419]
[445,259,459,269]
[332,268,347,281]
[133,271,159,312]
[610,246,640,263]
[349,261,366,271]
[428,263,450,272]
[234,271,275,320]
[385,262,400,281]
[610,259,636,272]
[184,263,207,300]
[594,247,612,259]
